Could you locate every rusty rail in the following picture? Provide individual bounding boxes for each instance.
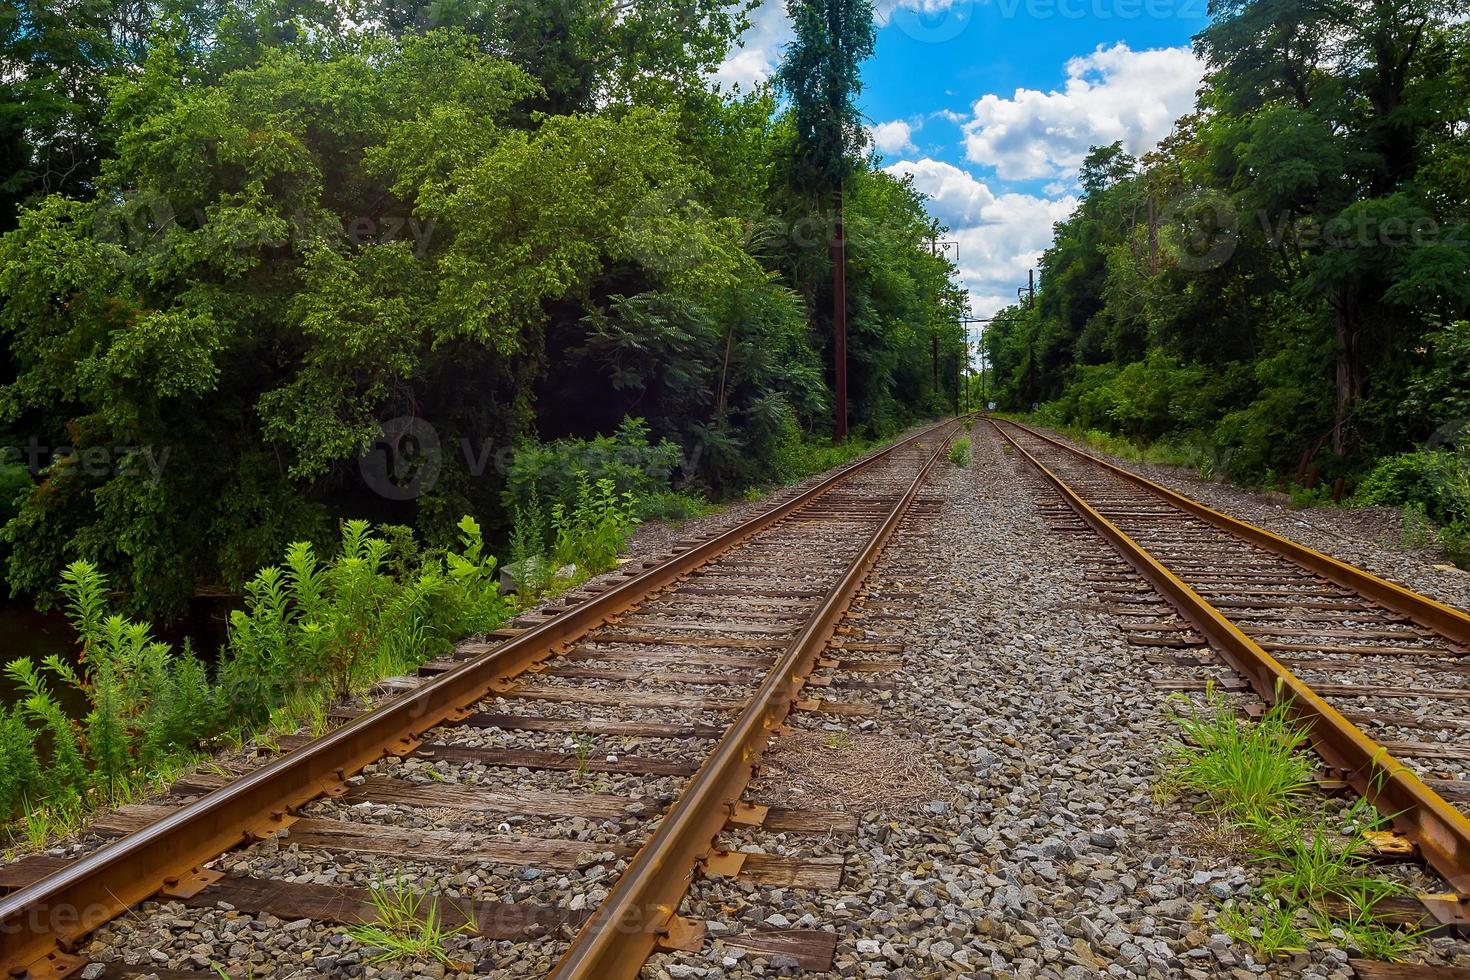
[0,418,962,979]
[1000,418,1470,647]
[990,417,1470,895]
[551,421,962,978]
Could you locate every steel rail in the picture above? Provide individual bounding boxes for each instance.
[551,421,963,979]
[989,418,1470,895]
[997,417,1470,647]
[0,418,961,979]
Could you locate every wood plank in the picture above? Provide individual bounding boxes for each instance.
[1373,741,1470,762]
[1312,684,1470,701]
[177,873,587,940]
[1343,711,1470,734]
[739,853,844,889]
[415,742,699,777]
[614,617,795,635]
[462,712,725,739]
[0,854,70,893]
[756,807,860,835]
[801,699,880,717]
[675,586,824,600]
[543,666,761,687]
[833,658,903,672]
[498,685,746,712]
[724,929,838,971]
[340,776,644,820]
[1260,642,1460,659]
[284,817,632,869]
[90,807,631,870]
[563,647,772,669]
[591,631,783,650]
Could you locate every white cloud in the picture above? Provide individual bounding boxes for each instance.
[870,120,917,156]
[962,43,1203,180]
[713,0,792,89]
[886,158,1077,319]
[714,0,971,88]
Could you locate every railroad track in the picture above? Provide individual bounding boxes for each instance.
[0,418,963,980]
[989,417,1470,935]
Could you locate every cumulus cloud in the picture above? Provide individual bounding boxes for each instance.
[886,159,1076,319]
[962,43,1204,180]
[715,0,971,88]
[712,0,793,89]
[870,120,917,156]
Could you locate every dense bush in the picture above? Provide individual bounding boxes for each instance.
[1352,450,1470,561]
[0,9,965,618]
[504,418,681,528]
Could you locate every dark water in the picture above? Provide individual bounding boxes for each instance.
[0,604,78,705]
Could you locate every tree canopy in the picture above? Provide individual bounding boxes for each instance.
[985,0,1470,491]
[0,2,967,614]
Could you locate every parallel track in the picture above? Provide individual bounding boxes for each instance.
[991,417,1470,911]
[0,419,963,980]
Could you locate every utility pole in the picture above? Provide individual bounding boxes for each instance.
[833,193,848,441]
[927,236,958,399]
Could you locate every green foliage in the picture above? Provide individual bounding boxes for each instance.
[550,474,639,577]
[347,871,473,966]
[2,512,515,838]
[948,438,971,467]
[0,706,40,821]
[776,0,877,195]
[1160,689,1315,831]
[504,419,679,533]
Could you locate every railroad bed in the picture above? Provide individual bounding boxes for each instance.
[0,421,962,980]
[991,418,1470,935]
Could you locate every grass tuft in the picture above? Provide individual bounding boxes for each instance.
[1158,687,1422,962]
[347,872,474,966]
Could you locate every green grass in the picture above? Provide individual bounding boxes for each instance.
[347,872,474,966]
[1158,688,1422,962]
[948,437,972,467]
[1160,688,1316,829]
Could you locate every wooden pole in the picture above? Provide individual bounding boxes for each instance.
[833,188,848,441]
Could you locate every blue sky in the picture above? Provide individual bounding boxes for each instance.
[714,0,1211,318]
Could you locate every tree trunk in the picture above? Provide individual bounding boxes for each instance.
[1331,296,1361,455]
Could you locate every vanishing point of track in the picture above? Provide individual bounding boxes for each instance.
[991,417,1470,926]
[0,419,964,980]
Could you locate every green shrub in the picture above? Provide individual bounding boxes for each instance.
[0,707,40,821]
[550,472,639,576]
[1,514,516,835]
[504,417,680,544]
[640,490,714,522]
[1352,450,1469,526]
[949,438,971,467]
